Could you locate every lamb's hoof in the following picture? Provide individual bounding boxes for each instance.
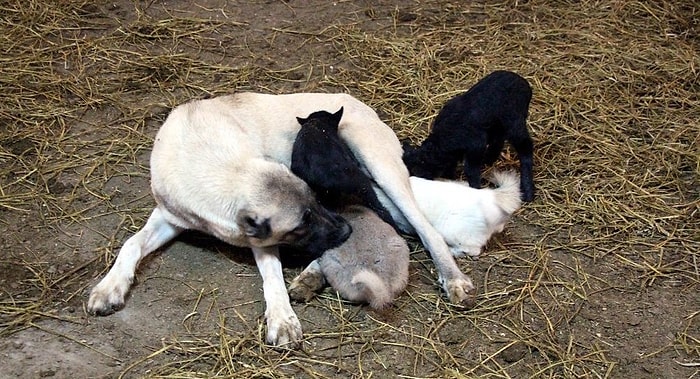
[445,277,477,309]
[522,186,535,203]
[288,272,324,303]
[288,279,316,303]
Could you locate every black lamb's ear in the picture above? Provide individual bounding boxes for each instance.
[237,211,271,239]
[401,139,415,154]
[333,107,344,124]
[296,116,307,125]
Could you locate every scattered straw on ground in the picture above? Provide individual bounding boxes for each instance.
[1,0,698,378]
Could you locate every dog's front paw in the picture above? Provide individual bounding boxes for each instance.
[87,274,132,316]
[444,276,477,309]
[265,311,303,349]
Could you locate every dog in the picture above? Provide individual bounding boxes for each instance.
[87,92,475,348]
[376,171,522,258]
[291,107,395,226]
[402,70,535,201]
[288,205,409,309]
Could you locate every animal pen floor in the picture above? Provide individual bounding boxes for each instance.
[0,1,698,378]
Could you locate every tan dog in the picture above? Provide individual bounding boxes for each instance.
[87,92,475,348]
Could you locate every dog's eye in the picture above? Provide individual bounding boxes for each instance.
[302,208,312,224]
[245,216,257,228]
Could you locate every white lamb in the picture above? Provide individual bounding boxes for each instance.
[378,170,522,258]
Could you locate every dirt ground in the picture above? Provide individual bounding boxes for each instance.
[0,0,698,378]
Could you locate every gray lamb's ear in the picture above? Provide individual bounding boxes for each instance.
[237,211,271,239]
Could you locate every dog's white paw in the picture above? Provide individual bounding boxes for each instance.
[87,274,133,316]
[265,311,303,349]
[443,275,477,308]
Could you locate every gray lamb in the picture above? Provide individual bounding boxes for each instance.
[289,205,409,309]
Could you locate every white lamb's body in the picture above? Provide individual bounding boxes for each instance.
[378,171,522,257]
[289,206,410,309]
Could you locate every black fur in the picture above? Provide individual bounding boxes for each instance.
[402,70,536,202]
[291,107,396,227]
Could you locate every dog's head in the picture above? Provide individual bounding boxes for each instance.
[236,167,352,257]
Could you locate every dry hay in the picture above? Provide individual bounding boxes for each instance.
[0,0,698,378]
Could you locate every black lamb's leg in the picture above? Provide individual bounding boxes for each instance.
[358,184,397,229]
[509,121,535,202]
[462,158,483,189]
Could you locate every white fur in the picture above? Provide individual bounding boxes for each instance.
[88,92,475,348]
[378,171,522,257]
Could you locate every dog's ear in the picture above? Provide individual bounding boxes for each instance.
[333,107,344,124]
[296,116,307,125]
[237,211,271,239]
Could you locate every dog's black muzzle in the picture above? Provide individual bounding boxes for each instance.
[293,205,352,257]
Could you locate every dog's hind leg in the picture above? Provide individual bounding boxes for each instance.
[375,170,476,307]
[252,246,303,348]
[88,207,183,315]
[338,113,476,307]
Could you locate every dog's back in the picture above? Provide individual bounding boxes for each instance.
[319,205,409,309]
[149,95,354,253]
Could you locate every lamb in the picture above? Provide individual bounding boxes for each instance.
[288,205,409,309]
[376,171,522,258]
[291,107,395,226]
[402,70,536,202]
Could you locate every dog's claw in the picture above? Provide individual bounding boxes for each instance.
[265,312,303,349]
[87,274,132,316]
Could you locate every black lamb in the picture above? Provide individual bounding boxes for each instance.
[402,70,536,202]
[291,107,396,226]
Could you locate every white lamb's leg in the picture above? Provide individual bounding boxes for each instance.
[88,207,183,315]
[252,246,303,348]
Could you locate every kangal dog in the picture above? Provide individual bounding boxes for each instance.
[87,93,475,348]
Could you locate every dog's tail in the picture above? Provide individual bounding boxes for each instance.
[491,170,522,215]
[351,270,393,310]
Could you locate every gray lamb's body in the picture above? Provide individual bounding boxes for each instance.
[289,205,410,309]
